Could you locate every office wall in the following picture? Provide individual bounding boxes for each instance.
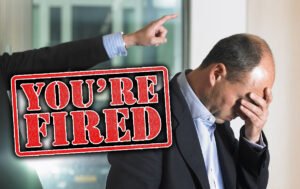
[247,0,300,188]
[189,0,247,69]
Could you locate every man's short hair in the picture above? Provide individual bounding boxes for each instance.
[200,33,272,82]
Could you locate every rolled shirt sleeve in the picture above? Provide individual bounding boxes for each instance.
[243,134,266,150]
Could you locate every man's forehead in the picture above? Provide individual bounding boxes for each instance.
[245,62,274,97]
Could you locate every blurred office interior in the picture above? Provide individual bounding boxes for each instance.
[0,0,300,188]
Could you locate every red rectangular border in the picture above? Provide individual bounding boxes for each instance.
[11,66,172,157]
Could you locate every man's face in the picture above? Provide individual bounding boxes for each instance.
[209,55,275,123]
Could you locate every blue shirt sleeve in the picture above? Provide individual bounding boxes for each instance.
[102,32,128,59]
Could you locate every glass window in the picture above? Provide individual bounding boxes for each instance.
[50,7,62,45]
[31,0,185,188]
[72,6,112,41]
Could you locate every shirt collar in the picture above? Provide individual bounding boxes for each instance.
[177,70,216,126]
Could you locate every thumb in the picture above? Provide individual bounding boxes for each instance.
[151,37,167,46]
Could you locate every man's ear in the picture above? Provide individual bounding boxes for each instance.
[209,63,227,86]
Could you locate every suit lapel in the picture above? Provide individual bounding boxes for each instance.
[170,76,210,189]
[214,123,236,189]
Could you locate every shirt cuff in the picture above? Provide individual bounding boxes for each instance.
[243,134,266,150]
[102,32,128,59]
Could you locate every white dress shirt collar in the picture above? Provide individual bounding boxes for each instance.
[177,70,216,126]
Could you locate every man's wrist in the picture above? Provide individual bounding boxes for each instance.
[123,33,137,48]
[241,126,266,149]
[244,127,261,143]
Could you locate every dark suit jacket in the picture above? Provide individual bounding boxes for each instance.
[106,73,270,189]
[0,36,109,189]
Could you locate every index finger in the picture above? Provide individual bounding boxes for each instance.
[249,92,267,110]
[154,14,177,27]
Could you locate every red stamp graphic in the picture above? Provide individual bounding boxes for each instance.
[11,66,172,157]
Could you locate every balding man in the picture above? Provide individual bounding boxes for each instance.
[107,34,274,189]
